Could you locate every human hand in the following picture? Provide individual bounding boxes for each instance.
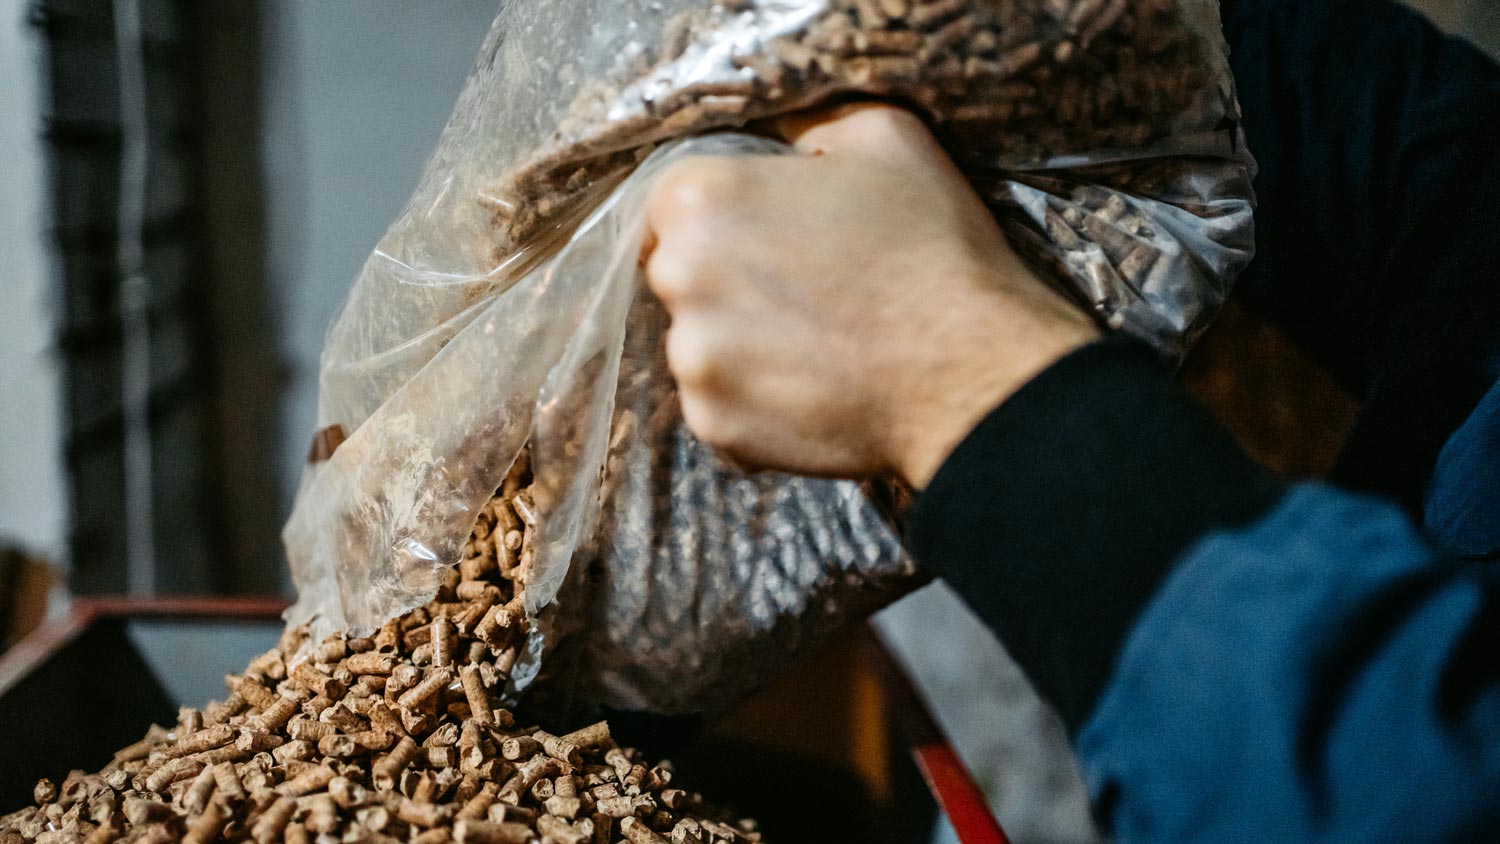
[642,103,1100,489]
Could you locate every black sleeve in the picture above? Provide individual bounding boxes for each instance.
[1222,0,1500,510]
[906,338,1284,730]
[904,0,1500,755]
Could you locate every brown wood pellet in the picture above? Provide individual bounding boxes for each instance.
[480,0,1225,257]
[0,452,762,844]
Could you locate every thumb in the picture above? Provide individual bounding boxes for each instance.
[772,100,936,160]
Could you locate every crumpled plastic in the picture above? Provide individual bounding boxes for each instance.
[283,0,1254,714]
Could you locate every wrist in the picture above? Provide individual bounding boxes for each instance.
[889,283,1099,489]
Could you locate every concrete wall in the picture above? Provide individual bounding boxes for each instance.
[0,0,68,564]
[1407,0,1500,58]
[258,1,499,524]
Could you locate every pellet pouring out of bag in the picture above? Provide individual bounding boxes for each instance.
[281,0,1255,718]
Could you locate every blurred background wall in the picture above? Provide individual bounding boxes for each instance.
[1419,0,1500,54]
[0,0,68,567]
[257,1,496,538]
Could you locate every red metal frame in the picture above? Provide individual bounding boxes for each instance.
[0,596,289,699]
[869,628,1012,844]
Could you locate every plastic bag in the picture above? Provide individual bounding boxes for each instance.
[283,0,1254,715]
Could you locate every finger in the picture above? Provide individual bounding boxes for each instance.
[771,100,932,159]
[771,100,887,151]
[643,245,681,307]
[640,156,743,271]
[637,220,659,269]
[662,320,722,388]
[643,213,728,309]
[712,446,763,477]
[679,391,765,476]
[678,388,730,449]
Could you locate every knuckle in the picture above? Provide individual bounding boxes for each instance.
[651,158,743,219]
[680,394,735,453]
[645,248,698,304]
[847,103,926,141]
[664,324,719,387]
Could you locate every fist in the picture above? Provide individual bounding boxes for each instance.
[643,104,1098,488]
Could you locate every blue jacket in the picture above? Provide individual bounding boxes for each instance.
[908,2,1500,840]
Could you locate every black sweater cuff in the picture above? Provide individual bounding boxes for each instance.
[907,338,1284,732]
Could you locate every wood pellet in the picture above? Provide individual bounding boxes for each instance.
[480,0,1226,259]
[0,452,762,844]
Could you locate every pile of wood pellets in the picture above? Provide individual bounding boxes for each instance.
[483,0,1221,251]
[0,454,761,844]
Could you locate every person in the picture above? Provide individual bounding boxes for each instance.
[638,0,1500,840]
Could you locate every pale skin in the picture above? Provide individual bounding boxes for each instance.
[641,103,1100,489]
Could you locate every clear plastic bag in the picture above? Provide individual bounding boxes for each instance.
[283,0,1254,714]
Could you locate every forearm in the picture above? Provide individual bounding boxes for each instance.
[906,337,1282,727]
[909,339,1500,841]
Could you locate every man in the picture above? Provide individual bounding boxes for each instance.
[640,0,1500,840]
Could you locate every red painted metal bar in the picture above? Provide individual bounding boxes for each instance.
[0,605,89,699]
[869,627,1012,844]
[0,596,289,698]
[73,595,290,624]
